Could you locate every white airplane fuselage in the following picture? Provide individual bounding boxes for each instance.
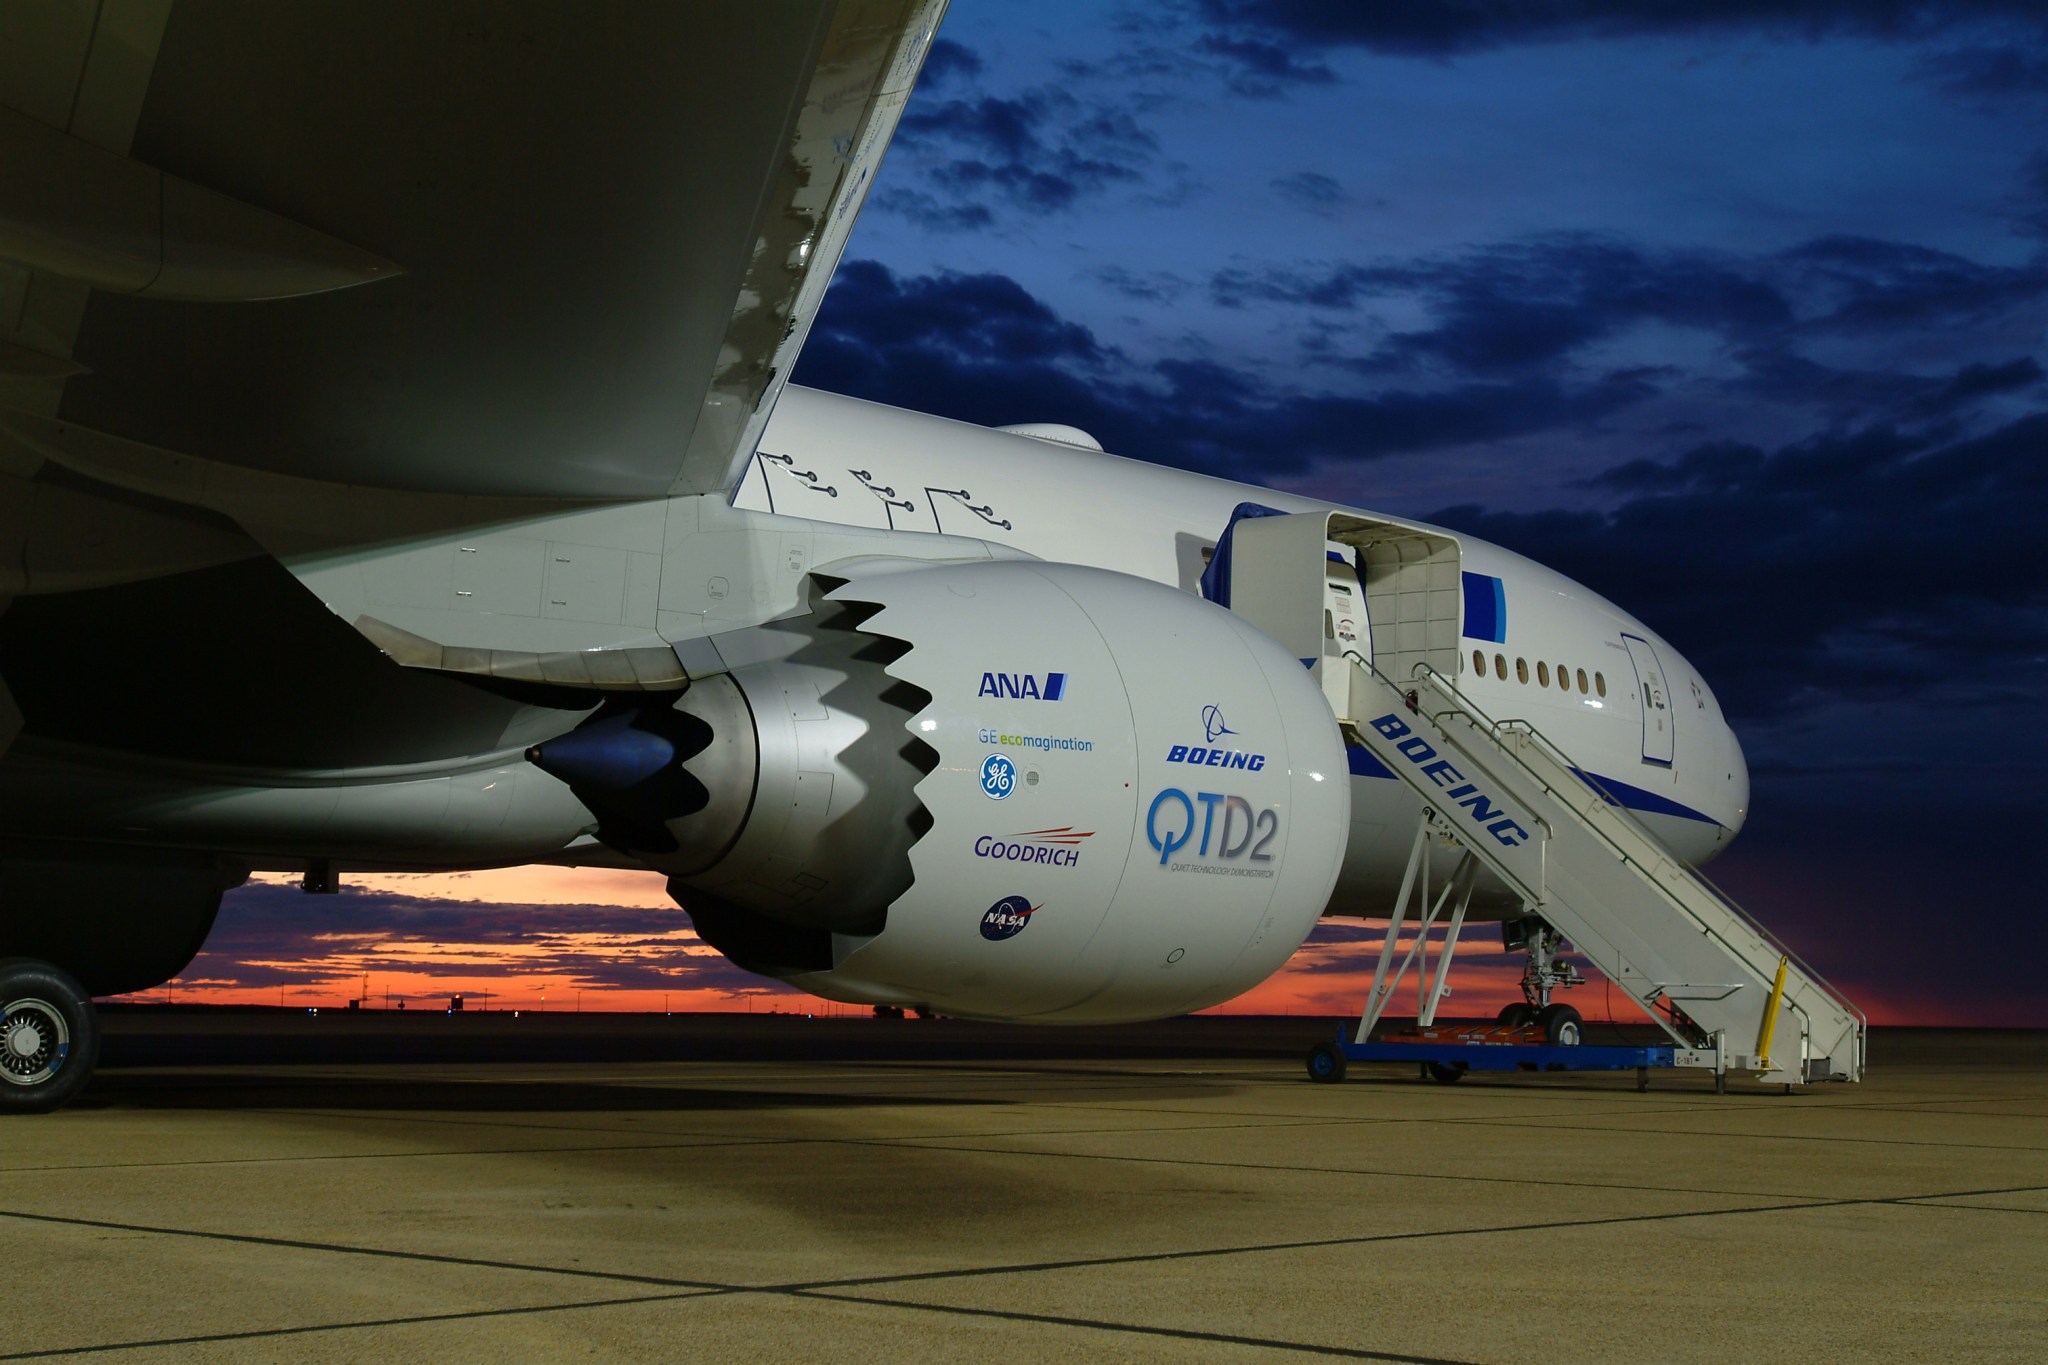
[736,386,1750,917]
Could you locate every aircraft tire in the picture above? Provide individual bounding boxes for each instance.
[1538,1003,1584,1047]
[0,959,99,1114]
[1306,1041,1347,1084]
[1426,1062,1467,1084]
[1497,1003,1535,1028]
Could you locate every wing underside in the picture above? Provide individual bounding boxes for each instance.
[0,0,944,500]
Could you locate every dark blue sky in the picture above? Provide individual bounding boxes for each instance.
[791,1,2048,1023]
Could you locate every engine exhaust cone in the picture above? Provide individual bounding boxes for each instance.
[525,712,675,792]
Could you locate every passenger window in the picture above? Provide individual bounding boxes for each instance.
[1595,672,1607,698]
[1516,657,1528,684]
[1555,662,1568,690]
[1536,661,1549,687]
[1472,649,1484,676]
[1494,653,1507,680]
[1577,668,1589,693]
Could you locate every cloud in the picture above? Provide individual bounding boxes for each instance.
[2019,151,2048,239]
[1216,236,1796,375]
[871,188,996,234]
[1917,43,2048,97]
[1194,32,1337,96]
[1781,235,2048,334]
[1428,411,2048,721]
[797,260,1658,478]
[1730,349,2046,423]
[1191,0,2048,60]
[801,231,2045,486]
[173,880,775,999]
[1088,265,1193,303]
[890,85,1160,219]
[1207,233,2048,441]
[919,38,985,90]
[1269,170,1349,215]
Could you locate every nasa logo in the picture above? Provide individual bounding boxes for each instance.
[978,671,1067,701]
[979,894,1039,941]
[1144,787,1279,875]
[973,827,1094,868]
[1168,705,1266,770]
[979,752,1017,800]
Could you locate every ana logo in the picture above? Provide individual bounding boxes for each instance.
[979,894,1040,941]
[973,827,1095,868]
[1145,787,1279,876]
[978,671,1067,701]
[979,752,1017,800]
[1201,704,1236,744]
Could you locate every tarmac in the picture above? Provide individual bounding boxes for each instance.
[1,1012,2044,1362]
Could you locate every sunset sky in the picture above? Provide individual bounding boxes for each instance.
[161,2,2048,1026]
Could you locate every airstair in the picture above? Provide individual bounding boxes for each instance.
[1214,506,1865,1086]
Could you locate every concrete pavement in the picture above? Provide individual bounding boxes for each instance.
[1,1019,2042,1361]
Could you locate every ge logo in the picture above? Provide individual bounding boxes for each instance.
[980,753,1016,800]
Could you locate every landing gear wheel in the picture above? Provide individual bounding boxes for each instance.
[1537,1003,1583,1047]
[0,960,99,1114]
[1496,1003,1535,1028]
[1306,1041,1347,1084]
[1426,1062,1467,1084]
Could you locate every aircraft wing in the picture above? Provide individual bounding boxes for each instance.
[0,0,945,500]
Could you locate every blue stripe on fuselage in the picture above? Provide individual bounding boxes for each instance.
[1572,768,1717,824]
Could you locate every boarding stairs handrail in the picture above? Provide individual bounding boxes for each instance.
[1341,653,1864,1082]
[1406,662,1868,1049]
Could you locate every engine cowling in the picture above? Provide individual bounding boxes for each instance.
[531,559,1350,1022]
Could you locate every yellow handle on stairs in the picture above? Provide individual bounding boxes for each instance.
[1756,956,1789,1073]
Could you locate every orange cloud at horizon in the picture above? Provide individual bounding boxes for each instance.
[134,869,2032,1028]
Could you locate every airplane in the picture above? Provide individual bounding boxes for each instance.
[0,2,1787,1114]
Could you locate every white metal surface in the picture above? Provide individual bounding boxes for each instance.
[773,558,1353,1022]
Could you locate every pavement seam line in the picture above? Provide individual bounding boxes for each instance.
[0,1208,726,1293]
[0,1291,720,1361]
[787,1287,1484,1363]
[774,1181,2048,1293]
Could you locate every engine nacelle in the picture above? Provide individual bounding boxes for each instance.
[807,559,1351,1021]
[531,560,1350,1022]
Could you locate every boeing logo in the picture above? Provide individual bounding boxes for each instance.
[1368,713,1532,848]
[1169,704,1265,770]
[1201,704,1235,743]
[1167,745,1266,770]
[979,671,1067,701]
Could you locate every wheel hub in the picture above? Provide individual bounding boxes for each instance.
[6,1018,42,1057]
[0,999,68,1085]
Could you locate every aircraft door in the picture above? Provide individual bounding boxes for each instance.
[1324,546,1367,668]
[1621,633,1674,766]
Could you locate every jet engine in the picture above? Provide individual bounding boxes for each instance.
[529,560,1350,1022]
